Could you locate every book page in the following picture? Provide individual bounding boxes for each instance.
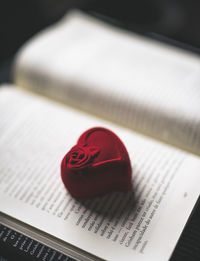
[0,86,200,261]
[14,10,200,156]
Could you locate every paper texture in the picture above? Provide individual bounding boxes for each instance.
[0,87,200,261]
[14,10,200,155]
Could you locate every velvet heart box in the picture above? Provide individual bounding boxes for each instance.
[61,127,132,198]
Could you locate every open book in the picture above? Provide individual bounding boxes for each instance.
[1,10,200,261]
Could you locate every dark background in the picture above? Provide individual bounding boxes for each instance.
[0,0,200,260]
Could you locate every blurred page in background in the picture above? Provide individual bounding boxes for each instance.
[14,10,200,156]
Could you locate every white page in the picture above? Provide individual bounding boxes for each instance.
[0,86,200,261]
[14,10,200,156]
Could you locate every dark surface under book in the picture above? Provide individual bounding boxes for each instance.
[0,223,76,261]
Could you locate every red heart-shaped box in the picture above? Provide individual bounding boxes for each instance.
[61,127,132,198]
